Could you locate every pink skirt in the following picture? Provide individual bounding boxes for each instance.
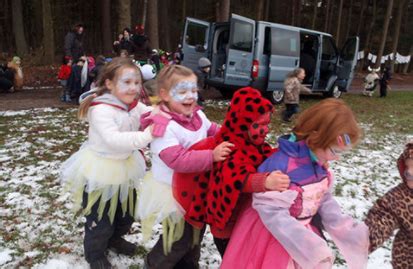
[221,205,316,269]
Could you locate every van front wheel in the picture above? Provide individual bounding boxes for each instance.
[323,85,342,99]
[266,90,284,104]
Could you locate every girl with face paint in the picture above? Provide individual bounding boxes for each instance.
[137,65,234,268]
[61,57,160,269]
[365,140,413,268]
[222,99,370,269]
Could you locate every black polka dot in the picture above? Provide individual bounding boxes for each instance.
[252,123,258,129]
[225,185,232,193]
[250,155,257,162]
[212,201,217,208]
[258,106,265,114]
[246,97,252,102]
[254,98,261,104]
[181,191,187,197]
[228,162,235,169]
[234,180,243,190]
[245,117,253,123]
[239,90,247,95]
[217,211,223,218]
[240,125,248,131]
[213,190,218,198]
[225,121,231,128]
[199,182,208,189]
[233,97,240,104]
[252,135,258,140]
[200,192,206,199]
[224,197,231,204]
[194,175,200,182]
[246,105,253,112]
[231,112,236,118]
[220,204,226,212]
[194,205,201,212]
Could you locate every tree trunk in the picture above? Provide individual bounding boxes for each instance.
[402,45,413,73]
[311,0,318,29]
[324,0,331,32]
[11,0,28,56]
[257,0,265,21]
[101,0,112,54]
[296,0,302,26]
[264,0,270,21]
[142,0,148,27]
[117,0,131,32]
[375,0,394,68]
[344,0,353,41]
[390,0,406,73]
[356,0,366,37]
[216,0,230,22]
[147,0,159,49]
[365,0,377,52]
[159,0,171,50]
[335,0,344,46]
[41,0,54,63]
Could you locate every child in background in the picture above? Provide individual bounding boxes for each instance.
[61,57,159,269]
[89,55,106,89]
[67,56,87,104]
[58,56,72,102]
[173,87,290,257]
[195,57,211,106]
[222,99,369,269]
[137,65,233,269]
[365,140,413,268]
[282,68,312,122]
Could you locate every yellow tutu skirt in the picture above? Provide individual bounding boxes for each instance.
[61,147,146,223]
[137,174,187,254]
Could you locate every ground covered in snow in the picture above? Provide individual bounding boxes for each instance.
[0,99,410,268]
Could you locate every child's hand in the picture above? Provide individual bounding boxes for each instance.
[213,141,234,162]
[265,170,290,191]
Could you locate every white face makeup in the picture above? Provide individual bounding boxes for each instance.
[170,81,198,103]
[116,69,141,94]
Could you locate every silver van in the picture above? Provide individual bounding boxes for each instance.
[181,14,359,104]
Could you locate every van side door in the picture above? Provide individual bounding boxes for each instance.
[181,18,210,71]
[267,27,300,92]
[224,14,255,87]
[336,37,359,91]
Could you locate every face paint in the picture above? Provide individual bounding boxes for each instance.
[116,69,141,94]
[330,134,352,157]
[248,113,271,145]
[170,81,198,103]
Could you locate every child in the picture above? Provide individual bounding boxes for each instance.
[61,57,158,269]
[137,64,232,269]
[222,99,369,269]
[173,87,290,257]
[58,56,73,102]
[365,140,413,268]
[282,68,312,122]
[195,57,211,106]
[67,56,87,104]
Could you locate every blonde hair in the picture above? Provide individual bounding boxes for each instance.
[156,64,195,97]
[286,68,305,79]
[78,57,142,119]
[293,98,361,150]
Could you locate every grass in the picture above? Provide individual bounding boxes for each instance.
[0,91,412,268]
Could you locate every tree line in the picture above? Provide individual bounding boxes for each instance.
[1,0,412,72]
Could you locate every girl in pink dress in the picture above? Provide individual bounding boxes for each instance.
[222,99,369,269]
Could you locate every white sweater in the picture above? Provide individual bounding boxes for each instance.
[85,95,153,159]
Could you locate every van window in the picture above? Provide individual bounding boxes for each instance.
[263,27,271,55]
[230,20,253,52]
[271,28,299,57]
[186,22,208,47]
[322,37,337,60]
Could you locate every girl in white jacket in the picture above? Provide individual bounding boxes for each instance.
[61,57,156,269]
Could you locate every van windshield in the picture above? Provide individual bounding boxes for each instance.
[230,21,253,52]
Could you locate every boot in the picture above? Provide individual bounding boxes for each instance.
[89,257,112,269]
[108,237,138,256]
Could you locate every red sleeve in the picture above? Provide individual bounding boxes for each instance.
[242,172,269,193]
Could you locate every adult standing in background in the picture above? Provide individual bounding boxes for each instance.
[64,23,85,63]
[113,28,136,57]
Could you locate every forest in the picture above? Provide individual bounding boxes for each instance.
[0,0,412,72]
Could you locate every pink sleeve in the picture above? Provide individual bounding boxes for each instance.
[159,145,213,173]
[207,122,220,136]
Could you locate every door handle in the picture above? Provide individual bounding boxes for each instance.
[295,59,299,66]
[229,61,235,66]
[242,53,247,56]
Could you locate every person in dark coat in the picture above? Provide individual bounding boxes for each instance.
[64,23,85,62]
[379,66,391,98]
[0,63,14,92]
[131,25,152,62]
[113,28,136,56]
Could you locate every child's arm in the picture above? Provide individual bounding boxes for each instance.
[253,191,334,268]
[90,105,153,150]
[364,191,399,253]
[159,141,233,173]
[317,191,369,269]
